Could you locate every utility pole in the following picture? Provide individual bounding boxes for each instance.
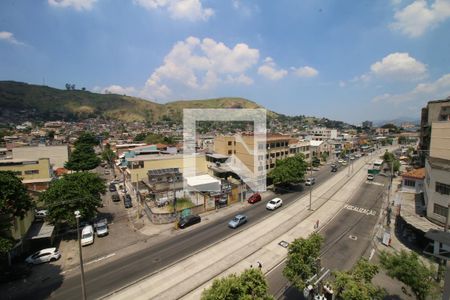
[74,211,87,300]
[309,147,313,211]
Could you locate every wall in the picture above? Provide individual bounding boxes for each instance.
[0,158,52,181]
[430,122,450,161]
[425,160,450,224]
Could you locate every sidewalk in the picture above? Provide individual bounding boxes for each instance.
[103,154,374,300]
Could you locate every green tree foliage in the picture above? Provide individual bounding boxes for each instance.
[101,143,116,165]
[134,132,147,142]
[382,151,401,172]
[143,133,175,145]
[0,171,33,253]
[201,268,274,300]
[333,258,385,300]
[283,232,323,291]
[379,250,434,300]
[74,131,98,147]
[269,154,308,186]
[66,142,101,171]
[40,172,105,226]
[46,130,55,141]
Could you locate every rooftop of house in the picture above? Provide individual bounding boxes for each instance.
[402,167,425,179]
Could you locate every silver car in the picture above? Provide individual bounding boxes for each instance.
[25,248,61,265]
[228,214,247,229]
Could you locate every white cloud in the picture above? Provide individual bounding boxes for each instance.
[48,0,97,11]
[257,57,288,80]
[142,36,259,100]
[100,85,137,95]
[372,73,450,104]
[291,66,319,78]
[134,0,214,21]
[391,0,450,37]
[0,31,25,46]
[370,52,427,80]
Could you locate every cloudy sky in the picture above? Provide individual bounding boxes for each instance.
[1,0,450,124]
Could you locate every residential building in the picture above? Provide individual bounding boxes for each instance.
[0,158,53,191]
[307,127,338,141]
[401,168,425,194]
[12,144,69,170]
[288,139,311,162]
[126,154,207,183]
[421,101,450,224]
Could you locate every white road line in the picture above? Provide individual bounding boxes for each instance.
[84,253,116,266]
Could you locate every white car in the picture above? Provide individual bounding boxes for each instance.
[367,174,375,181]
[266,198,283,210]
[338,159,344,164]
[25,248,61,265]
[94,219,109,237]
[305,178,316,186]
[81,225,94,246]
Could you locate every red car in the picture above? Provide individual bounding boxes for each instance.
[247,193,262,204]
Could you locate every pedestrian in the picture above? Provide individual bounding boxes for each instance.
[257,261,262,269]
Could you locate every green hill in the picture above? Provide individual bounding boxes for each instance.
[0,81,271,123]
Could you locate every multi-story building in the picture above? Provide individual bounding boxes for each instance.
[0,157,53,191]
[362,121,373,128]
[421,101,450,224]
[12,144,69,170]
[419,98,450,161]
[289,139,311,161]
[307,127,338,141]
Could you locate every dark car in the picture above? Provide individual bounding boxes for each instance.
[247,193,261,204]
[109,183,117,192]
[331,164,337,172]
[111,193,120,202]
[124,194,133,208]
[178,215,201,229]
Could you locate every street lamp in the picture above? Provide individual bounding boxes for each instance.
[74,210,87,300]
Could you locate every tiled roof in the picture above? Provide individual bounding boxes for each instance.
[402,167,425,179]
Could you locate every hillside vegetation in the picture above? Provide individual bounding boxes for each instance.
[0,81,267,123]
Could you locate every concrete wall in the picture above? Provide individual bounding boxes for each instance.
[425,160,450,224]
[430,122,450,161]
[0,158,52,181]
[12,145,69,169]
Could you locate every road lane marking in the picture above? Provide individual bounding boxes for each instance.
[369,248,375,261]
[344,204,377,216]
[84,253,116,266]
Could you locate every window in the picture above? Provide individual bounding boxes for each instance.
[234,141,236,145]
[404,179,415,187]
[228,150,232,155]
[436,182,450,195]
[13,171,22,176]
[228,141,232,146]
[25,170,39,175]
[233,150,236,154]
[434,203,448,217]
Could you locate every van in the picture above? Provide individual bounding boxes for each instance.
[81,225,94,246]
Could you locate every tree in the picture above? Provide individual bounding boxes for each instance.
[65,143,101,171]
[40,172,105,226]
[0,171,33,253]
[269,154,308,186]
[201,268,274,300]
[134,132,147,142]
[46,130,55,141]
[283,232,323,291]
[74,132,99,147]
[379,250,434,300]
[101,144,116,165]
[333,258,385,300]
[65,83,70,90]
[382,151,401,173]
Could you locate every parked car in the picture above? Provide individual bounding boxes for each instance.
[341,161,348,166]
[247,193,261,204]
[109,183,117,192]
[34,209,48,220]
[178,215,201,229]
[266,198,283,210]
[111,193,120,202]
[338,159,344,164]
[367,174,375,181]
[81,225,94,246]
[305,177,316,186]
[124,194,133,208]
[104,170,110,175]
[228,214,247,228]
[25,248,61,265]
[331,164,338,172]
[94,219,109,237]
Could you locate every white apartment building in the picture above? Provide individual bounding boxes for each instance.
[307,127,338,141]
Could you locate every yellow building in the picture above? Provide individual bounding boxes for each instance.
[0,158,53,191]
[214,134,292,173]
[126,154,208,183]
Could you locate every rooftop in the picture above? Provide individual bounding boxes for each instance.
[401,168,425,179]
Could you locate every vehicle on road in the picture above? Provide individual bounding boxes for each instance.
[111,193,120,202]
[104,170,110,175]
[350,156,355,160]
[266,198,283,210]
[94,219,109,237]
[331,164,337,172]
[34,209,48,220]
[338,159,344,164]
[367,174,375,181]
[124,194,133,208]
[305,177,316,186]
[247,193,261,204]
[178,215,201,229]
[341,161,348,166]
[81,225,94,246]
[25,248,61,265]
[228,214,247,228]
[109,183,117,192]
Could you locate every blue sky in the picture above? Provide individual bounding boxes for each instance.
[1,0,450,124]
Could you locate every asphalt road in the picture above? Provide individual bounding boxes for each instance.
[268,173,386,299]
[13,163,340,300]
